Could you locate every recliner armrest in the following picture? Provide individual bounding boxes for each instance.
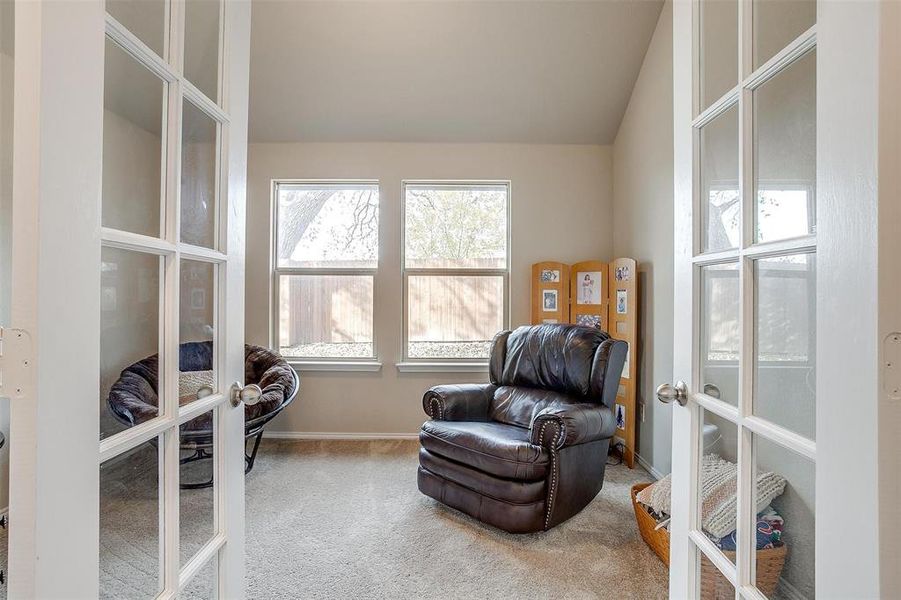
[529,403,616,449]
[422,384,496,421]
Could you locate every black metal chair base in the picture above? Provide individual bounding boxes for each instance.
[179,429,266,490]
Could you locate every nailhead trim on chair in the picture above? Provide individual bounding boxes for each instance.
[540,419,563,530]
[535,416,567,449]
[428,395,444,420]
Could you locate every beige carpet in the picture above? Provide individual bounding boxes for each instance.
[245,439,667,599]
[0,439,669,599]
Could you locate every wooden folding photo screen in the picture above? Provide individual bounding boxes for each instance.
[530,258,639,469]
[569,260,609,332]
[608,258,637,468]
[531,262,570,324]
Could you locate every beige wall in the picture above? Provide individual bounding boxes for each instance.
[612,2,674,476]
[246,142,614,435]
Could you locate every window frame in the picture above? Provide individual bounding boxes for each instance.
[399,180,512,367]
[270,179,381,368]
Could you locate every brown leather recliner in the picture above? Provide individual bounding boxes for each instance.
[417,324,628,533]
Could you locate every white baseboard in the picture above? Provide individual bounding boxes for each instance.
[262,431,419,441]
[635,452,666,480]
[264,435,672,475]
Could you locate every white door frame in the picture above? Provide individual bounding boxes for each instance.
[671,1,901,598]
[220,0,252,596]
[9,1,104,596]
[817,1,901,597]
[670,3,696,595]
[7,0,252,597]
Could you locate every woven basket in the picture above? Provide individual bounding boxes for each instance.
[631,483,787,599]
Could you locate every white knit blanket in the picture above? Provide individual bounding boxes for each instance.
[636,454,786,538]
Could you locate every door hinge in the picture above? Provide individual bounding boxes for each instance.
[885,332,901,400]
[0,326,33,399]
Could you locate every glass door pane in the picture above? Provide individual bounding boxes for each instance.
[700,0,738,110]
[754,436,814,599]
[179,259,217,402]
[180,100,218,249]
[700,263,740,406]
[700,105,740,252]
[184,0,221,102]
[753,253,816,440]
[754,50,816,244]
[105,0,167,58]
[180,409,216,566]
[99,440,162,599]
[753,0,815,69]
[699,545,736,600]
[182,557,217,599]
[101,248,162,440]
[102,38,165,239]
[698,409,739,564]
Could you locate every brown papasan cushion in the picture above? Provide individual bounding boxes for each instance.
[243,344,296,421]
[108,342,297,435]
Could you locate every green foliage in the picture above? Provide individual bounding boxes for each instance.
[405,189,506,267]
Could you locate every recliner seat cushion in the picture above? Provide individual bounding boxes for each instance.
[419,421,549,481]
[419,449,546,505]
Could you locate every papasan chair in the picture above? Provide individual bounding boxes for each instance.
[108,342,299,488]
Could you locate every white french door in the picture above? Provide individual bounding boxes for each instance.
[5,0,251,597]
[668,0,901,596]
[667,0,818,598]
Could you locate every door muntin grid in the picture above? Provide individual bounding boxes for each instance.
[690,1,817,597]
[100,1,230,597]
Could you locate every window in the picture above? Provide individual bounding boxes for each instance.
[273,182,379,360]
[402,182,510,361]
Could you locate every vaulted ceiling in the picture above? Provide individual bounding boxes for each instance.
[249,0,664,144]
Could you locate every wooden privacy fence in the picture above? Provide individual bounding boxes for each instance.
[407,275,503,342]
[280,276,373,345]
[280,274,503,346]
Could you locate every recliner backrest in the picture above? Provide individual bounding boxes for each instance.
[487,325,627,426]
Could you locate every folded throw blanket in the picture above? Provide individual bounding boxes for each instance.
[707,506,784,551]
[635,454,787,539]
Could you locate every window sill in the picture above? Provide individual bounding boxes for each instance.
[288,360,382,373]
[396,362,489,373]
